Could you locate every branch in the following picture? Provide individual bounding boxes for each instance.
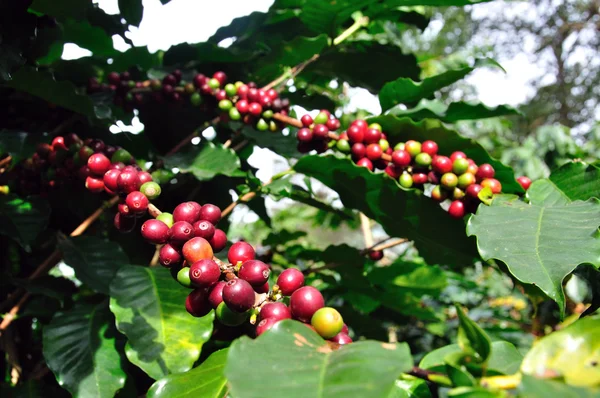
[359,213,374,248]
[165,117,220,157]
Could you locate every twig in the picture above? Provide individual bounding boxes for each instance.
[149,246,161,267]
[407,367,452,387]
[363,238,408,254]
[165,117,220,157]
[359,213,374,248]
[0,293,30,332]
[0,156,12,168]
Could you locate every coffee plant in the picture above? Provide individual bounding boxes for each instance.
[1,1,599,397]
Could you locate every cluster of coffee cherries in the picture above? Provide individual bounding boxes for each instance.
[296,110,342,154]
[88,70,292,133]
[295,118,532,219]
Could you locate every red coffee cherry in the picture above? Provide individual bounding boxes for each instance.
[517,176,532,190]
[87,153,111,176]
[209,229,227,253]
[193,220,215,240]
[448,200,466,219]
[276,268,304,296]
[159,243,182,267]
[185,289,212,317]
[141,219,171,244]
[125,191,149,214]
[290,286,324,323]
[208,281,227,309]
[223,278,255,312]
[173,201,202,224]
[238,260,270,287]
[169,221,194,245]
[189,259,221,287]
[228,241,255,265]
[199,204,221,225]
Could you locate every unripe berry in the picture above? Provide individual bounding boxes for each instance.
[125,191,149,214]
[182,237,214,264]
[140,181,161,199]
[415,152,432,167]
[156,212,174,228]
[448,200,466,219]
[453,187,465,200]
[431,185,447,202]
[216,301,248,326]
[399,172,413,188]
[441,173,458,190]
[190,259,221,287]
[186,289,212,317]
[228,241,255,265]
[313,111,329,125]
[404,140,422,157]
[452,158,470,175]
[141,219,171,244]
[311,307,343,339]
[290,286,325,323]
[276,268,304,296]
[209,229,227,253]
[87,153,111,176]
[160,243,182,268]
[517,176,531,190]
[111,148,132,164]
[378,139,390,152]
[238,260,270,287]
[457,172,476,189]
[336,139,351,152]
[392,150,411,167]
[223,278,255,312]
[177,267,192,287]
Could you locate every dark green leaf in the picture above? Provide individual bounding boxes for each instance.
[518,375,600,398]
[110,46,162,72]
[118,0,143,26]
[147,349,228,398]
[295,155,478,267]
[0,130,39,165]
[390,100,521,123]
[246,197,272,228]
[456,306,492,362]
[368,114,524,194]
[238,125,301,158]
[163,42,253,67]
[164,143,243,181]
[29,0,89,20]
[467,181,600,314]
[43,301,126,398]
[448,387,505,397]
[109,266,214,380]
[60,236,129,295]
[0,194,50,251]
[549,162,600,201]
[225,320,413,398]
[379,58,502,111]
[391,379,432,398]
[367,261,447,295]
[12,276,77,301]
[61,20,116,56]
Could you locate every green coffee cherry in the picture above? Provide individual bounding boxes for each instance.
[177,267,192,287]
[394,142,405,151]
[452,158,470,175]
[190,92,202,106]
[224,83,237,97]
[218,99,233,111]
[336,139,351,153]
[441,173,458,190]
[184,83,195,94]
[111,148,133,164]
[378,139,389,152]
[399,172,413,188]
[256,119,268,131]
[208,78,220,89]
[368,123,382,131]
[140,181,161,200]
[262,109,273,119]
[156,212,174,228]
[216,302,249,326]
[311,307,344,339]
[415,152,432,167]
[314,111,329,125]
[229,107,241,121]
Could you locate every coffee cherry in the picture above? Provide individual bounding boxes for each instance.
[248,102,262,116]
[365,144,382,161]
[351,143,366,159]
[52,136,68,151]
[228,241,255,265]
[350,119,368,132]
[476,164,495,180]
[190,259,221,287]
[193,220,215,239]
[453,187,465,200]
[277,268,304,296]
[182,237,214,264]
[517,176,531,190]
[103,169,121,192]
[448,200,466,219]
[363,128,382,144]
[399,172,413,188]
[431,185,447,202]
[160,244,182,268]
[117,167,141,194]
[481,178,502,194]
[140,181,161,200]
[384,164,402,179]
[290,286,324,322]
[441,173,458,190]
[392,150,411,167]
[311,307,343,339]
[415,152,432,167]
[138,171,153,185]
[114,213,135,233]
[216,301,248,326]
[356,158,373,171]
[255,317,278,337]
[78,146,94,163]
[421,140,438,156]
[313,111,329,125]
[85,176,105,193]
[236,99,249,113]
[118,202,133,218]
[301,114,313,127]
[432,156,453,174]
[452,158,470,175]
[170,221,194,245]
[208,281,226,308]
[457,172,476,189]
[254,281,270,294]
[125,191,149,214]
[209,229,227,252]
[336,139,351,153]
[173,201,202,224]
[259,302,291,323]
[330,332,352,345]
[347,125,364,143]
[450,151,467,162]
[223,278,255,312]
[177,267,192,287]
[466,160,478,176]
[156,212,174,228]
[141,219,171,244]
[87,153,111,176]
[111,148,132,164]
[378,139,390,152]
[199,204,221,225]
[404,140,422,157]
[297,128,313,142]
[186,289,212,317]
[326,118,340,131]
[313,124,329,140]
[190,92,202,106]
[213,71,227,85]
[466,184,483,199]
[368,250,384,261]
[238,260,270,287]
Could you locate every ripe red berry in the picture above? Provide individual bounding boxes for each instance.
[208,281,226,308]
[209,229,227,252]
[159,243,182,267]
[254,281,269,294]
[277,268,304,296]
[347,125,364,143]
[363,128,382,144]
[330,332,352,345]
[186,289,212,317]
[213,71,227,85]
[421,140,438,156]
[113,213,136,233]
[259,302,292,322]
[312,124,329,140]
[466,183,483,199]
[432,156,453,174]
[138,171,152,184]
[326,118,340,131]
[141,219,171,244]
[366,144,383,161]
[52,136,68,151]
[103,169,121,192]
[412,172,428,185]
[391,149,411,167]
[125,191,149,214]
[448,200,466,219]
[517,176,531,190]
[450,151,467,162]
[351,119,368,132]
[238,260,270,287]
[118,202,132,217]
[228,241,255,265]
[170,221,194,245]
[182,237,214,264]
[193,220,215,240]
[297,128,313,142]
[85,176,105,193]
[481,178,502,194]
[384,164,402,179]
[476,164,495,180]
[199,204,221,225]
[255,317,278,336]
[223,278,255,312]
[236,99,249,113]
[87,153,111,176]
[107,72,120,85]
[300,114,313,127]
[173,201,202,224]
[356,158,373,171]
[369,250,384,261]
[290,286,325,323]
[248,102,262,116]
[351,143,366,160]
[190,259,221,287]
[117,167,141,194]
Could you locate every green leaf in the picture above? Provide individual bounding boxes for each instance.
[456,306,492,362]
[391,379,432,398]
[110,46,162,73]
[367,261,447,296]
[295,155,478,267]
[7,67,104,119]
[60,236,129,295]
[29,0,89,20]
[368,115,523,194]
[0,130,39,164]
[518,375,600,398]
[467,180,600,314]
[43,301,126,398]
[389,99,521,123]
[61,20,116,56]
[109,266,214,380]
[0,194,50,251]
[549,162,600,201]
[521,316,600,387]
[164,143,243,181]
[225,320,413,398]
[118,0,143,26]
[448,387,506,397]
[238,125,301,158]
[147,349,228,398]
[379,58,502,111]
